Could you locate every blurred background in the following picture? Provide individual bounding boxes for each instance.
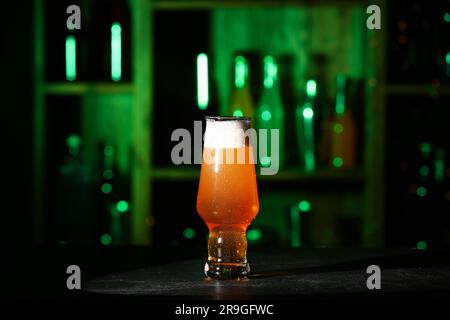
[3,0,450,251]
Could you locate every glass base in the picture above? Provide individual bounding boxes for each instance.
[204,261,250,280]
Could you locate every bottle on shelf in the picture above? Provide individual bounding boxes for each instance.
[329,74,356,169]
[97,142,130,245]
[416,142,433,198]
[311,54,330,169]
[278,54,299,168]
[228,55,255,119]
[413,142,435,247]
[295,79,317,172]
[54,134,96,244]
[89,0,130,82]
[296,54,332,171]
[290,199,312,247]
[256,56,285,169]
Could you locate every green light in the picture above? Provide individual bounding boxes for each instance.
[435,148,445,182]
[416,186,427,197]
[303,103,315,172]
[116,200,129,213]
[104,145,114,169]
[247,228,262,242]
[298,200,311,212]
[235,56,248,89]
[197,53,209,110]
[419,166,430,177]
[333,123,343,134]
[233,109,244,117]
[66,134,80,149]
[420,143,431,156]
[103,169,114,180]
[101,183,112,194]
[66,134,80,157]
[416,241,427,250]
[446,52,450,65]
[66,134,80,156]
[183,228,196,239]
[306,80,317,98]
[303,105,314,119]
[444,13,450,23]
[263,56,277,88]
[111,22,122,81]
[101,234,112,245]
[65,35,76,81]
[104,145,114,157]
[335,74,346,115]
[261,110,272,121]
[260,156,271,167]
[333,156,344,168]
[290,207,301,247]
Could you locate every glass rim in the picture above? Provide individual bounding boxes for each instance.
[205,116,251,122]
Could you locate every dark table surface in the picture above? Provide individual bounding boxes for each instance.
[84,248,450,299]
[4,246,450,300]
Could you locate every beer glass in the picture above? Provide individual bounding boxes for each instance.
[197,116,259,279]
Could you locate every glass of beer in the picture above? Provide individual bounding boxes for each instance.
[197,116,259,279]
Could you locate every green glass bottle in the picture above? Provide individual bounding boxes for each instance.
[229,55,255,119]
[256,56,285,168]
[295,80,317,172]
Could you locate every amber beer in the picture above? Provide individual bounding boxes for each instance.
[197,116,259,279]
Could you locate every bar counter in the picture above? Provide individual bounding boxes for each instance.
[83,248,450,299]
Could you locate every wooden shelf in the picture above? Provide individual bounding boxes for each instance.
[259,168,364,183]
[385,84,450,96]
[151,167,200,180]
[150,167,364,183]
[43,82,134,95]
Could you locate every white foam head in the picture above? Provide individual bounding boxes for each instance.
[204,117,251,148]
